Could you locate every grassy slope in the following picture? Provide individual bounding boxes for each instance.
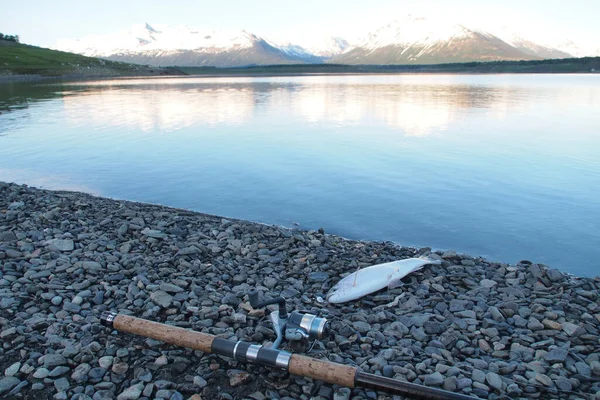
[0,40,183,77]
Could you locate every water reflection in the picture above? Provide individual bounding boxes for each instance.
[23,76,543,137]
[1,75,599,276]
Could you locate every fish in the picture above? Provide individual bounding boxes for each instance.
[326,256,441,304]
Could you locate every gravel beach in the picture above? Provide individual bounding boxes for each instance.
[1,181,599,400]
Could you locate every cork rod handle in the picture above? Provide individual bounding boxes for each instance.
[289,354,358,388]
[112,314,215,353]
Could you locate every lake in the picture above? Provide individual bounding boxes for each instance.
[0,74,599,276]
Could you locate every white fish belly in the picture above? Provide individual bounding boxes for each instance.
[327,258,434,303]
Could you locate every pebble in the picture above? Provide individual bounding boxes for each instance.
[228,369,251,387]
[98,356,114,369]
[51,296,63,306]
[43,354,67,368]
[150,291,173,308]
[486,372,503,391]
[193,376,207,388]
[545,348,568,363]
[54,377,70,392]
[423,372,444,386]
[535,373,554,387]
[0,182,599,400]
[0,377,21,395]
[5,362,21,377]
[33,368,50,379]
[116,383,144,400]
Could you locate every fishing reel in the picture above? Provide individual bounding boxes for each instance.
[248,289,329,353]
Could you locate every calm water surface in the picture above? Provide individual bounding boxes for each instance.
[1,74,599,276]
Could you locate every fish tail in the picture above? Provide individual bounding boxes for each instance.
[418,255,442,265]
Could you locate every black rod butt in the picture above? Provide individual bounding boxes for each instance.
[356,371,478,400]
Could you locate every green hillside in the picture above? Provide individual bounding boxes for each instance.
[0,40,183,77]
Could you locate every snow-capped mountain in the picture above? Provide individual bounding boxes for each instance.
[549,39,600,58]
[54,19,585,68]
[330,16,564,64]
[489,27,572,59]
[271,36,350,63]
[55,23,309,67]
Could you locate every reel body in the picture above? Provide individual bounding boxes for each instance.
[249,289,329,352]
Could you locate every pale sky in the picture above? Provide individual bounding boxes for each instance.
[1,0,598,50]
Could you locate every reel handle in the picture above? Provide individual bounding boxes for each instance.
[248,289,288,319]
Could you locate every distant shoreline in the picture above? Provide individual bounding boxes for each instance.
[178,57,600,76]
[2,56,598,84]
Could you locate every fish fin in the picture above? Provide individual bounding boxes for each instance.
[388,263,426,288]
[418,255,442,265]
[388,279,404,289]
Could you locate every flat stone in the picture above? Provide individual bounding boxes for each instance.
[352,321,371,334]
[0,377,20,395]
[63,302,82,313]
[141,228,166,239]
[535,373,553,387]
[575,361,591,377]
[4,362,21,377]
[54,377,70,392]
[480,279,497,288]
[117,383,144,400]
[527,317,544,330]
[308,272,329,282]
[0,232,17,242]
[562,322,584,337]
[5,249,22,258]
[546,269,563,281]
[150,291,173,308]
[176,246,199,256]
[424,321,445,334]
[159,283,184,293]
[51,296,63,306]
[542,319,562,330]
[43,354,67,368]
[79,261,102,270]
[193,376,207,388]
[98,356,114,369]
[112,362,129,375]
[545,348,568,363]
[423,372,444,386]
[71,363,91,383]
[228,369,251,387]
[49,366,71,377]
[217,293,238,307]
[555,376,572,391]
[33,368,50,379]
[472,369,486,383]
[46,239,74,251]
[334,388,351,400]
[590,360,600,376]
[443,376,458,391]
[154,355,168,366]
[0,327,17,338]
[455,310,476,318]
[486,372,503,391]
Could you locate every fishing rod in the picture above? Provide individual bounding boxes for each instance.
[100,294,477,400]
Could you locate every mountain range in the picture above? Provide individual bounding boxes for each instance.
[54,17,596,68]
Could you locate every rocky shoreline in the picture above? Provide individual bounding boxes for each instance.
[1,181,599,400]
